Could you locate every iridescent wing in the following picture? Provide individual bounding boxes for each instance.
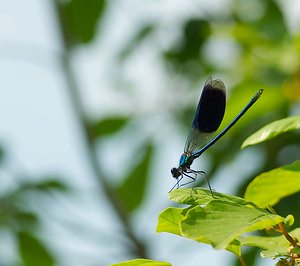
[184,78,226,154]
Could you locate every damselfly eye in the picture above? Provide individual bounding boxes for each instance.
[171,168,181,178]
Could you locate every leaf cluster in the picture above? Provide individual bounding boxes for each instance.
[115,116,300,265]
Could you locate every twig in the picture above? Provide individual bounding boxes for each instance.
[238,255,247,266]
[278,222,298,248]
[268,206,298,248]
[51,0,148,258]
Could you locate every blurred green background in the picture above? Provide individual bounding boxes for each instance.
[0,0,299,265]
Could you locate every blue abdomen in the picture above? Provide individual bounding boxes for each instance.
[179,154,188,167]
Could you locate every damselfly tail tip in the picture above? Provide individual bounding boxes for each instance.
[257,89,264,97]
[252,89,264,102]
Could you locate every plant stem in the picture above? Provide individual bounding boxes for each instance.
[238,255,247,266]
[278,222,298,247]
[268,206,298,248]
[51,1,147,258]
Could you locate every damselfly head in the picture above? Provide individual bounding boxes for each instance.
[171,167,181,178]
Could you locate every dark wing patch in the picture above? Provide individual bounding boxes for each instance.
[192,79,226,133]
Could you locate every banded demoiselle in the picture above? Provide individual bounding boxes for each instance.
[170,78,263,193]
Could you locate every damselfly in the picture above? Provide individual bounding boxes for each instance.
[170,78,263,193]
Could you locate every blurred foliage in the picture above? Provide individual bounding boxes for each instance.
[111,258,172,266]
[18,231,54,266]
[57,0,106,46]
[116,144,153,213]
[2,0,300,265]
[0,173,67,265]
[119,24,156,61]
[0,145,5,164]
[89,116,129,138]
[164,19,212,78]
[0,144,67,265]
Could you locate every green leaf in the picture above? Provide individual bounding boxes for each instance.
[18,231,55,266]
[259,1,289,41]
[119,24,155,60]
[225,239,242,256]
[116,145,153,212]
[239,228,300,258]
[32,179,68,191]
[58,0,106,45]
[110,258,172,266]
[244,160,300,208]
[158,189,286,251]
[156,207,190,236]
[0,145,5,164]
[164,18,211,79]
[241,116,300,148]
[169,188,256,207]
[89,117,128,138]
[14,212,38,227]
[283,215,295,228]
[180,200,284,249]
[21,179,68,192]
